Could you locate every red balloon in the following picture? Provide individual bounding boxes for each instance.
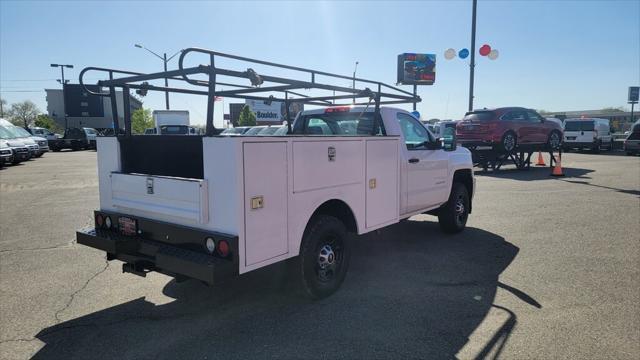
[479,44,491,56]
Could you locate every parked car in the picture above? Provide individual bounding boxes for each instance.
[562,118,612,153]
[273,125,289,135]
[623,120,640,156]
[0,124,30,164]
[49,127,92,151]
[221,126,251,135]
[12,126,48,156]
[456,107,563,153]
[0,139,13,167]
[0,119,41,157]
[431,120,458,139]
[84,128,98,148]
[29,127,59,141]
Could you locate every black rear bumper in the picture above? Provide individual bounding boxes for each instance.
[77,219,238,284]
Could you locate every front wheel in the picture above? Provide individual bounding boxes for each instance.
[298,215,351,299]
[438,182,470,234]
[547,130,562,150]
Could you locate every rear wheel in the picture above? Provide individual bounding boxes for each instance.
[500,131,517,153]
[592,140,601,154]
[297,215,351,299]
[438,182,470,234]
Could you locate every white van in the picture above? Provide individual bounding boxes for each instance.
[563,118,612,152]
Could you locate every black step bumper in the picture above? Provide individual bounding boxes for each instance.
[77,223,238,285]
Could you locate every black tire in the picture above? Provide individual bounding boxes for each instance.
[547,130,562,150]
[297,215,351,299]
[500,131,517,153]
[592,141,601,154]
[438,182,470,234]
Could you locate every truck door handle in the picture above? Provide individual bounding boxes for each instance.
[408,158,420,164]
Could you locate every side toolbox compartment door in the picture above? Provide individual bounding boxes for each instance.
[365,139,399,229]
[243,142,288,267]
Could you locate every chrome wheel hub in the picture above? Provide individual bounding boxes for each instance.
[318,244,336,270]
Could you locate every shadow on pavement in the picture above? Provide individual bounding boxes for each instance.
[562,180,640,197]
[34,221,536,359]
[475,165,593,181]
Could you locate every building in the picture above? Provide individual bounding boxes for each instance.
[46,84,142,130]
[543,109,639,132]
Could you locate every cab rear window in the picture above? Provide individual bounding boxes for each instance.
[295,112,383,136]
[463,111,495,121]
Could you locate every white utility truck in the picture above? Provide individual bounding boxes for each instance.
[152,110,191,135]
[77,48,475,298]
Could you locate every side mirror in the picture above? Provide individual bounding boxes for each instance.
[442,128,457,151]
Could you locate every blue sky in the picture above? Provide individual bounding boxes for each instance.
[1,0,639,126]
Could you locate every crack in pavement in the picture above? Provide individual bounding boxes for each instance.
[53,256,110,324]
[0,239,76,254]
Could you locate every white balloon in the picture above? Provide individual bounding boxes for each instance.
[488,49,499,60]
[444,48,456,60]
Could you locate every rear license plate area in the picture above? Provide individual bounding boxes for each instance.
[118,217,138,236]
[566,136,576,140]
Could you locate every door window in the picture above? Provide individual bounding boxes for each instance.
[397,113,433,150]
[526,111,543,122]
[502,111,526,122]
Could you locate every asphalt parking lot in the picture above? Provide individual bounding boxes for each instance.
[1,150,639,359]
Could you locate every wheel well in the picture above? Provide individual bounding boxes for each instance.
[453,169,473,213]
[309,199,358,234]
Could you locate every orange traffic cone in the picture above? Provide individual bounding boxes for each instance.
[550,152,564,177]
[535,151,546,166]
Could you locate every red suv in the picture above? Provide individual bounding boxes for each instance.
[456,107,563,153]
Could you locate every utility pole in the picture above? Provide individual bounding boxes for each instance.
[50,63,73,129]
[135,44,182,110]
[352,61,359,104]
[468,0,477,112]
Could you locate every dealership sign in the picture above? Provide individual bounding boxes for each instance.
[245,99,304,123]
[629,86,639,103]
[397,53,436,85]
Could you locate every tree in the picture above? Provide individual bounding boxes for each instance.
[600,107,624,113]
[34,114,61,132]
[238,105,256,126]
[8,100,39,128]
[131,108,153,134]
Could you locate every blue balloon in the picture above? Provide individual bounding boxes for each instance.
[411,111,421,119]
[458,48,469,59]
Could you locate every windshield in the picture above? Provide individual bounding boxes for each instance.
[564,120,594,131]
[294,112,381,136]
[221,127,246,134]
[0,126,16,139]
[273,126,289,135]
[160,125,189,135]
[244,127,266,136]
[463,111,495,122]
[257,126,281,136]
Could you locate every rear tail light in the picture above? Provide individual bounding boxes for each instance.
[217,240,230,257]
[205,237,216,254]
[95,214,104,228]
[104,216,112,229]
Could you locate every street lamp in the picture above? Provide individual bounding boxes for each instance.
[50,64,73,129]
[134,44,182,110]
[352,61,359,104]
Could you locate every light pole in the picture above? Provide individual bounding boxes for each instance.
[50,63,73,129]
[352,61,359,104]
[468,0,477,112]
[135,44,182,110]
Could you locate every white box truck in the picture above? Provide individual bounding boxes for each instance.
[150,110,191,135]
[76,48,476,298]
